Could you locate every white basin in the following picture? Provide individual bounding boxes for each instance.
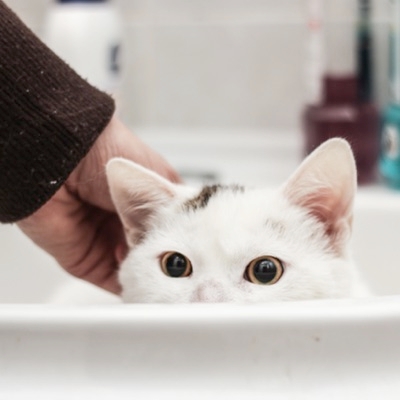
[0,129,400,398]
[1,300,400,399]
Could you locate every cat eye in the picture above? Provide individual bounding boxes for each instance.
[160,252,192,278]
[244,256,284,285]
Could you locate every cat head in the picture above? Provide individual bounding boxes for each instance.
[106,138,361,303]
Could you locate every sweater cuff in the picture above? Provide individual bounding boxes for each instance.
[0,1,115,223]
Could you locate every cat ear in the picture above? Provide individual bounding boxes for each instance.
[106,158,177,246]
[282,138,357,255]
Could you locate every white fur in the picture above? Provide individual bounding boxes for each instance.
[104,138,368,304]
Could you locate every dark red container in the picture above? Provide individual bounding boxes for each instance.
[303,75,380,184]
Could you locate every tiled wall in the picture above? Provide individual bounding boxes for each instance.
[4,0,390,131]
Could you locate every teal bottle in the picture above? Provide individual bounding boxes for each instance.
[380,0,400,188]
[380,104,400,188]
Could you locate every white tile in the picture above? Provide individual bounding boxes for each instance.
[123,23,306,130]
[4,0,392,130]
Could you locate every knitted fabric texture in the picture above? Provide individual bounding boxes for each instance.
[0,1,115,223]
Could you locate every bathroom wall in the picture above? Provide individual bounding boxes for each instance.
[4,0,390,131]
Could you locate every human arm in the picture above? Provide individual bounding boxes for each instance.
[0,1,179,293]
[0,0,116,222]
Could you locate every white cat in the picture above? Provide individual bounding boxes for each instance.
[98,138,366,303]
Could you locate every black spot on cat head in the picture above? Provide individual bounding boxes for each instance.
[183,184,244,211]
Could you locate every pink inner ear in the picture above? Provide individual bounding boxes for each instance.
[120,186,176,246]
[288,183,353,256]
[298,186,338,223]
[299,186,340,233]
[123,205,154,245]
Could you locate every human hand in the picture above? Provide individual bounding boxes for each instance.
[17,117,180,294]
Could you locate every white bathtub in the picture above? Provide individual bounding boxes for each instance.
[1,129,400,398]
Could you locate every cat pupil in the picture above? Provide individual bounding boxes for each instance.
[253,259,278,283]
[166,253,188,277]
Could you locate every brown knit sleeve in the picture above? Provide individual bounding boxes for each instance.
[0,1,115,223]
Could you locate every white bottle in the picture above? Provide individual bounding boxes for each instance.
[43,0,122,95]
